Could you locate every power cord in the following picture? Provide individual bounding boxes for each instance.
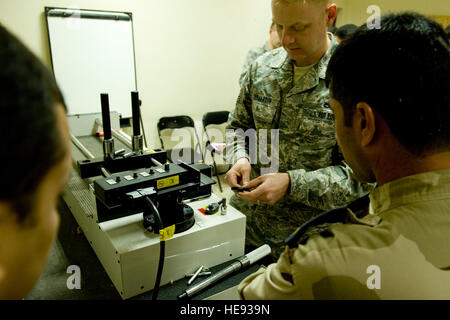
[144,197,165,301]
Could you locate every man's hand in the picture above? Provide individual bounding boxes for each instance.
[224,157,252,189]
[238,173,291,205]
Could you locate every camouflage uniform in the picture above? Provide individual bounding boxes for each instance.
[239,43,270,86]
[226,34,372,257]
[238,169,450,299]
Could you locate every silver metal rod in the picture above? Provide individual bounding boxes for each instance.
[151,158,163,167]
[185,271,212,277]
[100,167,111,178]
[111,129,132,149]
[116,129,150,152]
[96,117,134,150]
[71,135,95,159]
[47,8,131,21]
[177,244,271,300]
[187,266,204,285]
[183,262,241,297]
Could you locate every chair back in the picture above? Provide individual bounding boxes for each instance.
[202,111,230,128]
[157,115,203,164]
[201,111,230,174]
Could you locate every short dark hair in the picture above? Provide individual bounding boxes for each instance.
[335,24,358,40]
[0,25,67,223]
[326,12,450,156]
[328,26,338,34]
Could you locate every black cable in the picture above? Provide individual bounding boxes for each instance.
[152,239,165,301]
[144,197,165,301]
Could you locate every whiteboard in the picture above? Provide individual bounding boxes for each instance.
[45,7,137,118]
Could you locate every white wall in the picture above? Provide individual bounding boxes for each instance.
[335,0,450,26]
[0,0,448,148]
[0,0,272,149]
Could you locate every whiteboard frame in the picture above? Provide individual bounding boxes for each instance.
[45,6,138,119]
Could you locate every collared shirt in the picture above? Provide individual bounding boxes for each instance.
[293,62,316,86]
[238,169,450,299]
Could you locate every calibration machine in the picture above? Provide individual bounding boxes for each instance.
[63,91,246,299]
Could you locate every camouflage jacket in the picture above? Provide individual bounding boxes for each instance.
[239,43,270,86]
[238,169,450,299]
[227,34,371,213]
[227,35,372,256]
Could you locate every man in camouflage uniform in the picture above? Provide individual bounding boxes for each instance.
[225,0,371,257]
[239,22,281,86]
[238,12,450,299]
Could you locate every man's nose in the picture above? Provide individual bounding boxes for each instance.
[282,30,295,46]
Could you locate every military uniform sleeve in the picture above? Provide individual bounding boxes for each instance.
[239,218,388,300]
[238,248,302,300]
[287,158,374,211]
[239,52,253,86]
[239,46,264,86]
[238,245,330,300]
[225,66,255,165]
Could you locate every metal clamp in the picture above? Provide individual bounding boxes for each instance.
[220,198,227,215]
[132,135,143,153]
[103,138,115,159]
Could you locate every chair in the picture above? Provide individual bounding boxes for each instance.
[157,116,203,164]
[202,111,230,192]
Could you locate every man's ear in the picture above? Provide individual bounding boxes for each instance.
[326,4,338,27]
[355,102,376,147]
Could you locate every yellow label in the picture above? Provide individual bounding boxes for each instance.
[159,225,175,241]
[156,175,179,189]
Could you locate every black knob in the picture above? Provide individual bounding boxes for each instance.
[149,169,154,174]
[133,172,138,179]
[165,163,170,171]
[116,176,121,182]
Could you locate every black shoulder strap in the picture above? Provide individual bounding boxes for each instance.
[284,194,370,248]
